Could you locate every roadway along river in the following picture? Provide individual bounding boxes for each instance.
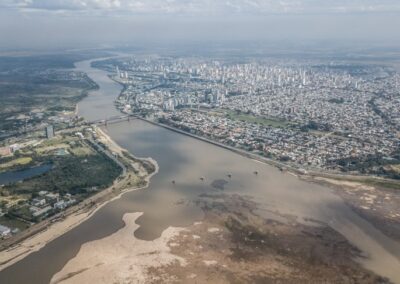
[0,57,399,283]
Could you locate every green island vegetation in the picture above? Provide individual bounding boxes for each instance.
[0,132,122,226]
[5,154,121,198]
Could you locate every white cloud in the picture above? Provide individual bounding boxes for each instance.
[3,0,400,14]
[16,0,122,10]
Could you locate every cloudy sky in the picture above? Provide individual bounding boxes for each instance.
[1,0,399,50]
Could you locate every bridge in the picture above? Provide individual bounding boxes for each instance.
[89,114,136,126]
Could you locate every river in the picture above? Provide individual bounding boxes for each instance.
[0,57,399,283]
[75,58,122,121]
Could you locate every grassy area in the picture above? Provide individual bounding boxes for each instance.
[225,110,292,128]
[0,157,32,170]
[69,146,94,156]
[34,136,85,156]
[35,143,70,155]
[0,195,29,209]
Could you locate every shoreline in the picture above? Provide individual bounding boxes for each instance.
[0,126,160,272]
[106,60,398,187]
[132,115,400,188]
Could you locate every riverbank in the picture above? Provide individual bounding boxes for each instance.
[0,127,159,271]
[133,115,400,190]
[304,175,400,243]
[142,119,400,224]
[105,56,400,187]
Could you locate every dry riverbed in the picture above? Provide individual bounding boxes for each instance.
[147,193,388,283]
[49,191,392,283]
[309,177,400,243]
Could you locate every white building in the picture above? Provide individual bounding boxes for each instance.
[0,225,11,237]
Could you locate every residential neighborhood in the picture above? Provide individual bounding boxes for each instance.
[98,57,400,175]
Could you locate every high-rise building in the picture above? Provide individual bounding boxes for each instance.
[45,125,54,139]
[116,66,121,78]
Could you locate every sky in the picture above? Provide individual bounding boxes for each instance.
[1,0,400,50]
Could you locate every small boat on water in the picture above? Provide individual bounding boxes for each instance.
[200,177,205,181]
[227,174,232,178]
[253,171,258,175]
[172,180,176,184]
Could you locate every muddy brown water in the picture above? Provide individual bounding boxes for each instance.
[0,58,399,284]
[75,58,122,121]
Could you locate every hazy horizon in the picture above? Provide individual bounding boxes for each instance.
[1,0,400,51]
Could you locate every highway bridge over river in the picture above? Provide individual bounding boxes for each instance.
[89,114,136,126]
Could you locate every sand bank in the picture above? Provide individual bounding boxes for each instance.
[50,213,185,284]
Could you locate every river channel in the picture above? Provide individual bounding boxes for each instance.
[0,57,399,283]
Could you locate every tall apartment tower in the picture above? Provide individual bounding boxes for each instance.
[46,125,54,139]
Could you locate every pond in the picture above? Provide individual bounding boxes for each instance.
[0,164,53,186]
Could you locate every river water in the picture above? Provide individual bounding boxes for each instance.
[75,58,122,121]
[0,57,399,283]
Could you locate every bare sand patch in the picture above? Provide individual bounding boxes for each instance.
[50,213,185,284]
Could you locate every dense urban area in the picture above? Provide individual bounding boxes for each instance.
[96,57,400,178]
